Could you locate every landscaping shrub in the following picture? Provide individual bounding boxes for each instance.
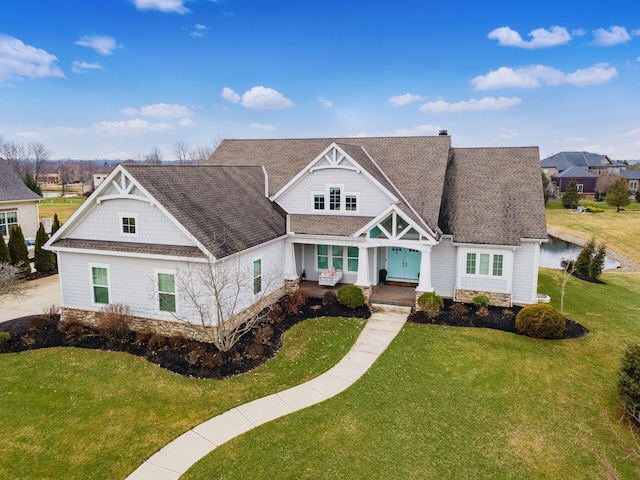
[245,342,265,359]
[337,285,366,308]
[29,316,49,332]
[417,292,444,319]
[42,304,59,322]
[502,308,514,318]
[283,292,307,315]
[200,351,224,368]
[585,205,604,213]
[34,222,55,273]
[58,319,89,341]
[475,306,489,318]
[515,304,565,339]
[95,303,133,344]
[8,225,31,278]
[323,290,338,305]
[134,329,154,345]
[146,334,167,354]
[0,332,10,345]
[574,238,596,277]
[472,295,491,309]
[450,303,469,317]
[167,334,188,350]
[254,324,274,344]
[267,304,285,324]
[618,343,640,421]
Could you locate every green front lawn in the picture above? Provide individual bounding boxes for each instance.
[185,270,640,479]
[0,316,364,479]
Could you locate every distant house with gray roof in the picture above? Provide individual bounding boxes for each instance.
[46,136,547,340]
[0,158,41,241]
[621,169,640,194]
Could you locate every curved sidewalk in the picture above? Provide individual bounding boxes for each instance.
[126,303,410,480]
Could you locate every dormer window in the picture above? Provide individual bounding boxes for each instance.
[314,194,325,210]
[345,195,357,211]
[329,187,341,210]
[120,213,138,237]
[312,186,358,214]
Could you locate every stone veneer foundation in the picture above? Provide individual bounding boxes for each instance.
[454,289,511,307]
[60,284,289,343]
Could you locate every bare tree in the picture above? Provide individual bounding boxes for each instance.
[0,263,29,297]
[144,147,163,164]
[0,139,50,181]
[173,140,191,164]
[189,137,221,164]
[28,141,51,181]
[171,244,280,351]
[596,174,621,199]
[559,256,575,315]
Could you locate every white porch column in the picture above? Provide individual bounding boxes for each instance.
[416,245,434,293]
[355,246,370,286]
[284,240,297,280]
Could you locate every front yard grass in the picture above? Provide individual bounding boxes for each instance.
[185,270,640,479]
[38,196,86,224]
[0,316,364,479]
[546,199,640,264]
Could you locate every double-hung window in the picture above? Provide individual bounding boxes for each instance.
[157,272,176,312]
[91,265,110,304]
[347,247,359,272]
[332,245,344,270]
[317,245,329,270]
[345,195,357,212]
[0,211,18,237]
[314,194,325,210]
[253,258,262,294]
[329,187,341,210]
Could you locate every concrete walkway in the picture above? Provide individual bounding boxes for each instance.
[126,303,410,480]
[0,274,60,323]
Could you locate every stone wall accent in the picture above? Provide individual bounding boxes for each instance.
[454,289,511,307]
[60,284,287,344]
[284,276,301,295]
[357,285,372,304]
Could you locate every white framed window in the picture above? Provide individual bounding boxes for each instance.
[253,258,262,294]
[156,269,176,313]
[0,210,18,237]
[313,194,325,210]
[465,253,504,277]
[311,185,359,214]
[329,187,341,210]
[347,247,359,272]
[576,184,584,193]
[345,195,358,212]
[89,263,110,305]
[630,181,638,191]
[316,245,359,272]
[119,213,138,237]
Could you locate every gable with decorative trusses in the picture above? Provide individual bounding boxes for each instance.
[52,166,196,248]
[273,143,399,217]
[355,206,437,246]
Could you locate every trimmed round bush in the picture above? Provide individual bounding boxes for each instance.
[515,304,565,339]
[0,331,10,345]
[417,292,444,319]
[472,294,491,309]
[337,285,366,308]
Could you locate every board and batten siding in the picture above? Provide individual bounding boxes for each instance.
[511,241,541,305]
[58,238,286,325]
[431,238,456,298]
[65,197,193,246]
[276,168,394,217]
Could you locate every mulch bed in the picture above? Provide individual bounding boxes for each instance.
[408,300,588,340]
[0,296,371,379]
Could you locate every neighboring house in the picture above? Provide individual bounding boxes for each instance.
[621,169,640,194]
[541,151,625,177]
[0,158,41,241]
[46,136,547,340]
[550,166,598,198]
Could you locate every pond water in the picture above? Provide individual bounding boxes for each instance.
[539,236,620,270]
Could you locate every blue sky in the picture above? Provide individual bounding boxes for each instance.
[1,0,639,160]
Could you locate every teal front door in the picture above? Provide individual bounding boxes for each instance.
[387,247,421,281]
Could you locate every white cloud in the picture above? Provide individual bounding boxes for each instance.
[472,63,617,89]
[71,60,103,74]
[91,119,173,137]
[250,123,276,131]
[177,117,195,127]
[0,35,64,82]
[221,86,294,109]
[393,124,440,136]
[121,103,194,118]
[131,0,189,13]
[191,24,208,37]
[592,26,631,46]
[221,87,241,103]
[487,25,571,49]
[564,63,618,86]
[317,97,334,108]
[419,96,522,113]
[388,93,424,107]
[572,28,586,37]
[75,36,121,55]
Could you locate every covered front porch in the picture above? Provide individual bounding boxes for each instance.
[298,280,417,307]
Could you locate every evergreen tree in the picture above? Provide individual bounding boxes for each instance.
[562,178,580,209]
[574,238,596,278]
[34,223,55,273]
[0,234,10,264]
[636,189,640,203]
[7,225,31,278]
[589,244,606,280]
[541,171,551,204]
[51,213,61,236]
[605,177,631,212]
[23,172,42,196]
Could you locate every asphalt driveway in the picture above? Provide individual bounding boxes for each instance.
[0,274,60,323]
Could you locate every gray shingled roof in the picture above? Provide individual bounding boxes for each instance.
[541,151,625,169]
[121,165,286,258]
[289,215,374,236]
[621,169,640,180]
[439,147,547,246]
[550,166,597,179]
[53,238,206,258]
[0,158,42,202]
[209,136,452,232]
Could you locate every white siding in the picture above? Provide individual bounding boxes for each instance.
[511,241,540,305]
[58,239,286,325]
[65,197,193,246]
[277,168,394,216]
[431,239,456,298]
[456,247,513,294]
